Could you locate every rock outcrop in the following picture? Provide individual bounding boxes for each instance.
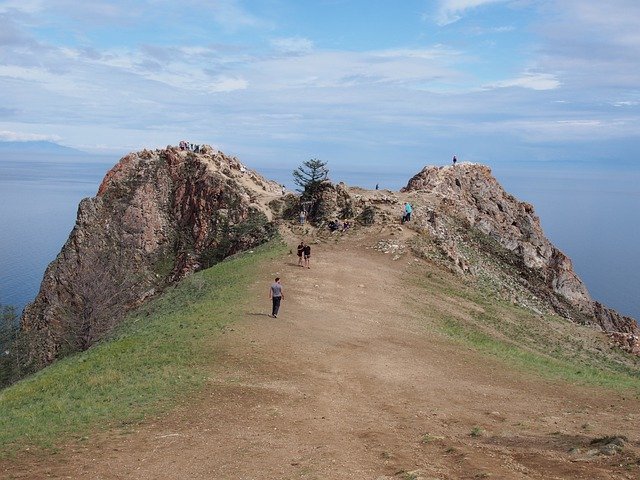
[401,163,639,354]
[22,153,638,366]
[22,146,280,365]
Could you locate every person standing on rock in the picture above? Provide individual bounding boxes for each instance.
[452,155,457,165]
[403,202,413,223]
[303,243,311,269]
[297,241,305,267]
[269,277,284,318]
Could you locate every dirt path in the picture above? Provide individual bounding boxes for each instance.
[6,233,640,479]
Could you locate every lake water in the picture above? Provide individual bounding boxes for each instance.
[1,156,638,321]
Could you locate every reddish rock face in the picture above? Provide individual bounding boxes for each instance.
[21,146,280,366]
[402,163,638,354]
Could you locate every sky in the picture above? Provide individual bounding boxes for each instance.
[0,0,639,172]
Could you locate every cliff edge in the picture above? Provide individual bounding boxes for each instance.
[22,146,280,365]
[400,163,639,354]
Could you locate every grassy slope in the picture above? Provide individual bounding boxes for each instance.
[0,240,287,456]
[410,266,640,394]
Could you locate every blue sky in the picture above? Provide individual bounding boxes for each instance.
[0,0,639,172]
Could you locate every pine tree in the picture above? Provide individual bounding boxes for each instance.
[292,158,329,199]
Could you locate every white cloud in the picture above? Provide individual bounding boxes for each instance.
[435,0,509,25]
[0,130,61,142]
[612,101,639,107]
[270,37,314,55]
[497,116,639,141]
[535,1,640,91]
[1,0,638,158]
[204,0,267,31]
[484,72,561,91]
[0,0,44,14]
[246,47,463,94]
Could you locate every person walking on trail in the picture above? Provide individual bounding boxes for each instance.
[303,244,311,269]
[297,241,305,267]
[299,209,306,225]
[269,277,284,318]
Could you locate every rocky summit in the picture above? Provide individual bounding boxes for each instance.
[21,151,638,366]
[400,163,638,354]
[22,146,281,365]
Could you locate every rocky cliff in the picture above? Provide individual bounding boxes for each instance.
[22,146,281,365]
[400,163,639,354]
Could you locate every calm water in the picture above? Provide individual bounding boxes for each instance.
[1,157,638,321]
[0,156,112,312]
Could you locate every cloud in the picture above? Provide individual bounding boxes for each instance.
[0,0,44,14]
[535,1,640,90]
[0,15,31,46]
[200,0,267,31]
[0,0,638,161]
[504,117,640,142]
[0,130,61,142]
[484,72,561,91]
[245,46,463,94]
[613,101,639,107]
[434,0,509,25]
[270,37,314,55]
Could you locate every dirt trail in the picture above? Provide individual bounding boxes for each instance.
[7,233,640,479]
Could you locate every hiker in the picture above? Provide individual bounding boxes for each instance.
[299,210,306,225]
[342,220,351,232]
[297,241,305,267]
[269,277,284,318]
[303,244,311,269]
[281,185,286,195]
[375,183,379,190]
[403,202,413,223]
[452,155,457,165]
[328,219,340,232]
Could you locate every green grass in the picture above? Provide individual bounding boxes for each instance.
[409,265,640,394]
[440,316,640,392]
[0,240,287,457]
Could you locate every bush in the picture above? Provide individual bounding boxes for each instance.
[200,210,277,268]
[0,305,35,389]
[357,206,376,225]
[268,194,299,221]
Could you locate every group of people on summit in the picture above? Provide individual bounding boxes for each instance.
[179,140,203,153]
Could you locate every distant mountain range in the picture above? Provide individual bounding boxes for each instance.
[0,141,87,155]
